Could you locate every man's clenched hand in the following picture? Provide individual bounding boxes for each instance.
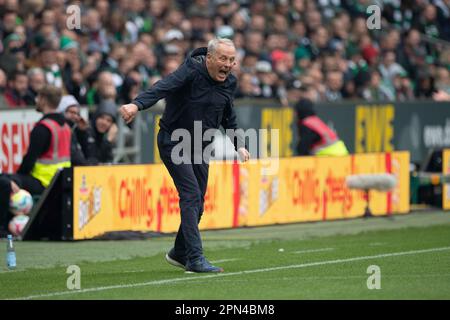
[238,147,250,162]
[119,103,139,124]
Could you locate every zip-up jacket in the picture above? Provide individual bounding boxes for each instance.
[132,47,245,151]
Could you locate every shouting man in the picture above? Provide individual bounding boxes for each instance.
[119,38,250,273]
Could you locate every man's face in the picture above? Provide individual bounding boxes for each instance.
[30,73,46,92]
[65,106,81,123]
[327,72,343,91]
[206,43,236,82]
[384,52,395,66]
[41,50,56,67]
[14,75,28,96]
[3,13,17,32]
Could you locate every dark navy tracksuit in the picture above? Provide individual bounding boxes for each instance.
[132,47,244,263]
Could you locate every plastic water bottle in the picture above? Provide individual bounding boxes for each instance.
[6,235,16,270]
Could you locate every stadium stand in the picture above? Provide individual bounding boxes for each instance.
[0,0,449,111]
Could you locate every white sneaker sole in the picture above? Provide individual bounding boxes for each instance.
[165,253,185,269]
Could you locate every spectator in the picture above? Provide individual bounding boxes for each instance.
[341,79,359,100]
[417,4,441,39]
[272,49,295,82]
[235,72,259,98]
[359,34,379,67]
[294,97,349,156]
[1,10,18,40]
[305,10,323,33]
[83,8,109,54]
[324,70,343,101]
[434,66,450,94]
[105,9,134,45]
[88,99,118,164]
[38,43,63,88]
[3,70,30,107]
[86,71,117,107]
[119,74,141,105]
[415,70,435,99]
[393,71,415,101]
[132,41,159,89]
[255,60,279,99]
[249,14,266,32]
[59,35,86,102]
[379,29,401,54]
[361,70,395,102]
[398,29,428,83]
[244,30,266,59]
[57,95,97,166]
[27,67,46,105]
[100,42,127,87]
[378,50,407,92]
[296,26,330,62]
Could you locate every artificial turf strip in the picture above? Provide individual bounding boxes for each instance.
[0,212,449,300]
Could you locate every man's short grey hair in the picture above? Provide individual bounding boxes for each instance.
[207,38,235,55]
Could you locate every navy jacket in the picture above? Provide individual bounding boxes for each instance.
[132,47,244,150]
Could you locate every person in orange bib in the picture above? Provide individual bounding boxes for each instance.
[295,98,349,156]
[0,85,71,237]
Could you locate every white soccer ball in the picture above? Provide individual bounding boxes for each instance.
[9,189,34,215]
[8,215,30,236]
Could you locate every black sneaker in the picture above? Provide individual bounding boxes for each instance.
[165,248,186,270]
[185,257,224,273]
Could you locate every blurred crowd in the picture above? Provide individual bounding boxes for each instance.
[0,0,450,110]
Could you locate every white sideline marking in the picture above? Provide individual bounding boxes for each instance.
[209,258,240,264]
[293,248,335,254]
[12,246,450,300]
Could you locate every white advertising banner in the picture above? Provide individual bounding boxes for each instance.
[0,107,89,174]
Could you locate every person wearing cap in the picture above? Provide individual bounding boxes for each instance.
[255,60,279,99]
[59,35,86,102]
[119,38,250,273]
[57,95,98,166]
[0,85,71,237]
[295,97,349,157]
[88,99,118,164]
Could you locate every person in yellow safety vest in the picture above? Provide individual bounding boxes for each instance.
[0,85,71,237]
[295,98,349,156]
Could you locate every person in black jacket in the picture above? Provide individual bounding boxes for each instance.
[295,97,348,156]
[89,99,118,164]
[57,95,98,166]
[119,38,250,273]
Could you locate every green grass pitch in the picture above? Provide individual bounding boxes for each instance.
[0,211,449,300]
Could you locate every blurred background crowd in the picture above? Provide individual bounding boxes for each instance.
[0,0,450,110]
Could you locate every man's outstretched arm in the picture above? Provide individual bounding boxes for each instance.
[120,62,192,123]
